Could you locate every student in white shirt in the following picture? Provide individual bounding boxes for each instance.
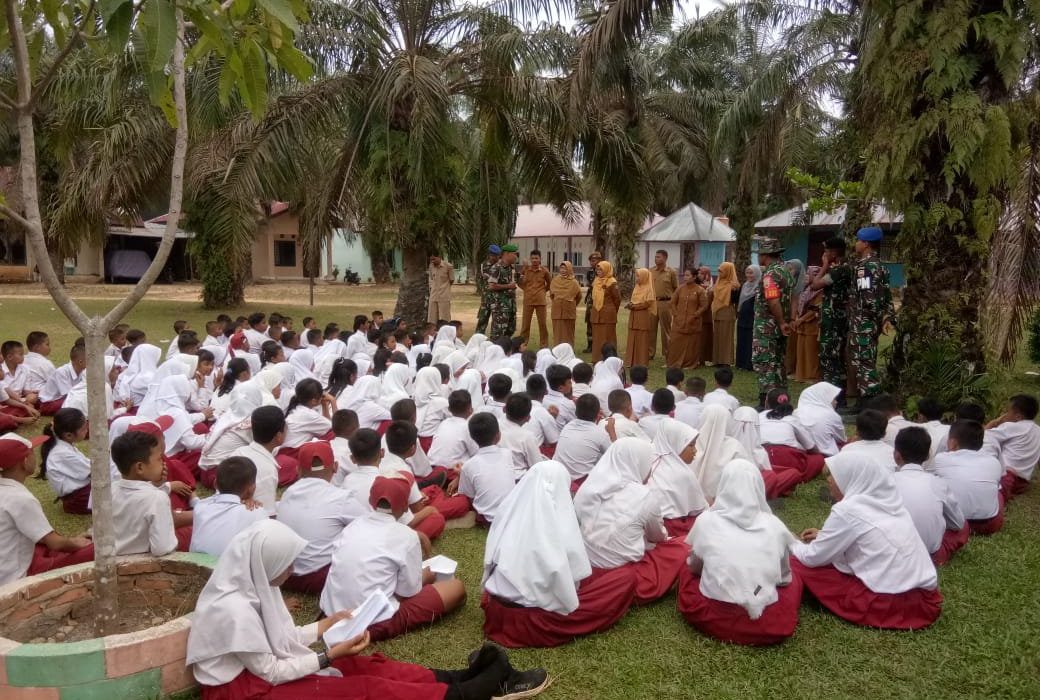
[792,381,846,457]
[478,373,511,420]
[482,459,637,648]
[570,362,593,399]
[543,365,577,430]
[414,367,450,438]
[839,408,898,471]
[675,376,706,430]
[451,413,516,524]
[606,390,650,442]
[279,378,335,486]
[428,391,479,467]
[114,343,163,407]
[385,418,470,522]
[38,344,86,415]
[649,418,708,536]
[933,419,1005,534]
[243,312,269,354]
[341,375,391,431]
[589,356,624,410]
[638,389,676,440]
[186,520,538,700]
[498,394,544,481]
[105,326,128,361]
[679,459,801,646]
[190,456,268,557]
[40,408,91,514]
[702,367,740,413]
[524,374,562,448]
[554,394,612,482]
[319,475,467,641]
[231,406,285,517]
[199,381,264,489]
[625,365,654,418]
[759,388,825,482]
[915,397,950,464]
[278,441,367,593]
[868,393,915,446]
[0,433,93,585]
[165,321,190,360]
[329,409,359,487]
[21,331,57,395]
[791,452,942,630]
[986,393,1040,498]
[664,367,686,404]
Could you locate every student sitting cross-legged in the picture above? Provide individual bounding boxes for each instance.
[319,475,467,641]
[40,407,92,514]
[649,418,708,538]
[678,459,803,646]
[932,419,1006,535]
[481,460,637,648]
[190,456,268,557]
[985,393,1040,499]
[790,452,942,630]
[450,413,517,525]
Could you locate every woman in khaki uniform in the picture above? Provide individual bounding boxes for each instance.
[711,262,739,366]
[667,269,708,369]
[549,261,582,346]
[624,268,656,367]
[794,265,823,382]
[590,260,621,361]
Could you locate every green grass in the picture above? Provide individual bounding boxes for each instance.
[6,283,1040,699]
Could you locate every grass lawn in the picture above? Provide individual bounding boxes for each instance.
[5,281,1040,699]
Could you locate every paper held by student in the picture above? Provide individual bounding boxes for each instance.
[322,590,394,646]
[423,554,459,581]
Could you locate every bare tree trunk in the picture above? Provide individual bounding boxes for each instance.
[394,247,429,325]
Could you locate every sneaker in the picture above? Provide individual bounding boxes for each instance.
[494,669,551,699]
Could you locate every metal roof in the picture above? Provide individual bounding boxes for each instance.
[511,203,663,239]
[640,202,736,242]
[754,203,903,231]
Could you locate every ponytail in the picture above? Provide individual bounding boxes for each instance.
[286,378,323,416]
[766,389,794,420]
[218,358,249,396]
[39,407,87,478]
[260,340,281,368]
[326,358,357,399]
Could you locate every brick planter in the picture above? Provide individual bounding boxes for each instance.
[0,552,216,699]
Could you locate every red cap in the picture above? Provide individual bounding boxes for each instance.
[229,331,248,351]
[0,433,49,469]
[369,475,410,514]
[128,415,174,437]
[298,441,334,472]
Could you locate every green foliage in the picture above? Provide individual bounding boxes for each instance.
[786,167,867,216]
[1028,307,1040,365]
[901,339,994,415]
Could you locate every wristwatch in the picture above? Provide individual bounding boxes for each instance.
[317,651,331,670]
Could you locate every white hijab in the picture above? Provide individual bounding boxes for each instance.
[348,376,391,429]
[552,343,582,369]
[692,404,748,500]
[136,358,192,418]
[205,382,264,451]
[483,460,592,614]
[649,419,708,517]
[574,438,655,532]
[65,356,116,419]
[434,325,461,350]
[254,365,284,406]
[287,348,316,382]
[687,459,796,619]
[793,381,845,456]
[465,334,488,367]
[456,368,485,410]
[380,363,413,409]
[136,374,196,455]
[534,348,555,376]
[407,343,430,370]
[829,451,907,525]
[444,350,471,383]
[186,521,310,682]
[590,356,624,408]
[490,368,522,395]
[479,345,507,377]
[729,406,772,471]
[116,344,162,403]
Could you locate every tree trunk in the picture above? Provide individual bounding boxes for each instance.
[394,247,429,324]
[371,251,391,284]
[728,197,756,272]
[613,214,641,298]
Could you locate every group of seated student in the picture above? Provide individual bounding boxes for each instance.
[3,311,1040,687]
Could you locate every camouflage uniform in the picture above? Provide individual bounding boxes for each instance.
[819,261,853,387]
[752,261,795,394]
[488,261,517,338]
[475,259,497,335]
[848,254,893,398]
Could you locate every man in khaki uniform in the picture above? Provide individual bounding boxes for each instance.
[427,252,453,323]
[649,249,678,360]
[519,249,552,347]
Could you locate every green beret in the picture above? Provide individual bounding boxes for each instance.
[501,244,519,253]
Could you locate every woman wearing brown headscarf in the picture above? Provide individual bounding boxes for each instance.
[624,268,656,367]
[667,268,708,369]
[590,260,621,361]
[711,262,739,366]
[549,261,582,346]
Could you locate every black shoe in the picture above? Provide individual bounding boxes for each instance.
[467,642,504,669]
[494,669,550,699]
[418,470,449,490]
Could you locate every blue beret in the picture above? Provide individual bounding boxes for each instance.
[857,226,883,242]
[488,244,502,254]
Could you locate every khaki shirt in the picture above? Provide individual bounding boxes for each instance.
[651,266,678,303]
[428,262,453,302]
[520,266,551,306]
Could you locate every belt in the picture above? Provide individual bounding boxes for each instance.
[656,297,671,301]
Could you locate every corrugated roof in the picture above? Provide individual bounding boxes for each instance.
[512,203,664,239]
[640,203,736,242]
[754,203,903,231]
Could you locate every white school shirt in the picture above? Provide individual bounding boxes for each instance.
[893,464,965,554]
[922,420,951,463]
[498,418,544,481]
[378,436,433,478]
[883,415,916,446]
[583,491,667,569]
[526,401,561,445]
[703,388,740,413]
[554,419,612,480]
[199,424,252,469]
[104,343,124,360]
[111,480,177,556]
[278,478,368,574]
[626,385,653,417]
[21,352,56,393]
[932,449,1003,520]
[39,362,82,403]
[477,399,506,420]
[572,382,592,399]
[231,442,280,516]
[243,328,267,354]
[281,406,332,449]
[988,420,1040,480]
[45,440,91,497]
[329,437,357,486]
[637,413,669,441]
[543,389,576,429]
[674,397,705,430]
[666,386,685,404]
[839,439,897,470]
[0,478,55,585]
[319,512,424,616]
[458,446,515,522]
[1,362,27,393]
[428,416,478,467]
[191,621,321,687]
[340,463,423,526]
[610,413,650,441]
[759,414,815,450]
[189,494,268,557]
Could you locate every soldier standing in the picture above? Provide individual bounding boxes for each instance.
[475,244,501,335]
[583,251,603,353]
[488,244,519,338]
[811,236,853,407]
[848,226,894,404]
[752,239,794,407]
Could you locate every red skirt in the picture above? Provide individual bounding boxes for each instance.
[368,585,448,641]
[284,564,330,595]
[274,448,301,487]
[676,567,803,646]
[176,526,193,552]
[60,484,92,515]
[663,515,697,539]
[0,410,20,432]
[791,558,942,630]
[616,536,690,605]
[164,456,198,511]
[39,397,66,416]
[1000,470,1029,500]
[413,511,446,541]
[968,493,1005,535]
[761,468,803,499]
[422,486,472,521]
[539,444,556,459]
[199,655,446,700]
[376,420,393,435]
[930,524,970,566]
[481,567,637,648]
[199,467,217,490]
[27,542,95,576]
[765,445,825,482]
[569,475,587,495]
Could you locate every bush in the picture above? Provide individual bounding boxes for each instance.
[1028,308,1040,365]
[903,339,993,414]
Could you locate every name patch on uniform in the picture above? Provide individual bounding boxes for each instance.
[763,274,780,300]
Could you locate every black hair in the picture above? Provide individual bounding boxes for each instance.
[367,328,382,344]
[651,388,675,415]
[766,388,794,419]
[353,315,369,331]
[415,354,432,371]
[572,362,593,384]
[856,409,888,441]
[306,329,323,345]
[1,340,22,357]
[218,358,251,397]
[665,367,684,387]
[1010,394,1039,420]
[448,390,472,416]
[26,331,48,350]
[546,365,572,391]
[505,393,532,422]
[385,420,418,455]
[260,340,282,367]
[268,313,284,326]
[629,365,648,385]
[495,336,512,354]
[371,348,393,376]
[126,329,146,345]
[608,389,631,414]
[525,374,547,401]
[390,351,409,365]
[323,323,340,339]
[332,409,359,437]
[112,431,159,476]
[714,367,733,388]
[109,327,127,342]
[865,393,900,416]
[348,428,381,463]
[286,378,323,416]
[530,249,541,257]
[197,349,215,365]
[684,376,706,396]
[280,330,298,348]
[575,394,600,421]
[215,456,257,496]
[326,358,357,398]
[121,346,134,363]
[40,408,87,478]
[177,331,199,353]
[600,343,618,360]
[916,397,943,422]
[955,401,987,423]
[823,236,847,253]
[247,312,266,328]
[469,412,500,447]
[390,398,417,423]
[949,419,984,451]
[521,350,537,376]
[251,405,286,444]
[895,426,931,465]
[302,315,315,326]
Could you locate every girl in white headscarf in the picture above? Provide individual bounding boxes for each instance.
[64,356,124,421]
[589,356,624,409]
[114,343,162,406]
[198,382,265,488]
[573,438,690,605]
[456,368,486,411]
[790,452,942,630]
[465,333,488,367]
[433,324,464,351]
[344,375,391,430]
[253,366,285,407]
[534,348,555,376]
[379,363,413,410]
[287,348,316,383]
[443,351,471,387]
[692,404,751,502]
[793,381,846,456]
[729,406,802,499]
[551,343,581,369]
[648,419,708,537]
[478,345,507,378]
[678,459,802,645]
[187,520,522,699]
[137,374,207,459]
[414,367,449,438]
[482,460,638,648]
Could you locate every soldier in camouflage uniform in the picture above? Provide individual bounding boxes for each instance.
[475,244,501,335]
[752,239,795,405]
[488,244,519,338]
[812,236,853,403]
[848,226,894,401]
[583,251,603,352]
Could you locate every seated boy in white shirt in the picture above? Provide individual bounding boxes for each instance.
[916,397,949,464]
[625,365,653,417]
[892,426,966,565]
[21,331,57,398]
[105,325,128,360]
[449,413,515,524]
[165,320,189,360]
[279,441,368,594]
[571,363,593,399]
[986,394,1040,499]
[498,393,544,481]
[39,344,86,415]
[839,409,897,470]
[637,389,675,441]
[385,399,438,487]
[231,405,284,516]
[554,394,612,482]
[607,389,650,441]
[386,420,470,523]
[933,419,1005,534]
[478,374,511,419]
[868,393,915,447]
[543,365,576,430]
[664,368,686,405]
[190,456,268,557]
[329,409,359,487]
[110,430,192,556]
[428,391,479,468]
[0,433,93,586]
[524,374,562,450]
[702,367,740,413]
[675,376,706,429]
[319,474,466,641]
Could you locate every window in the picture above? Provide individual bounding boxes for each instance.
[274,240,296,267]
